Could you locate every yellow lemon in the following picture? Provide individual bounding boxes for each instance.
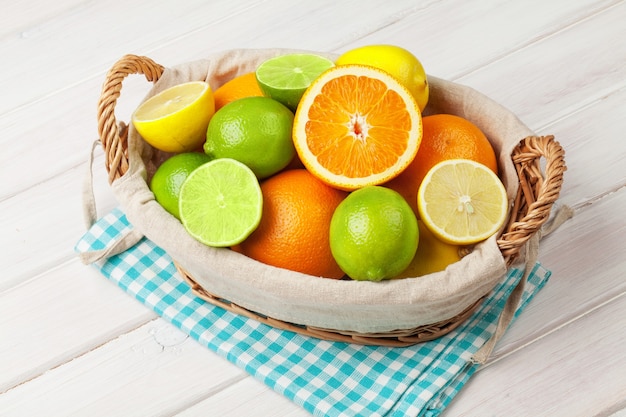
[418,159,509,245]
[394,221,462,279]
[336,44,429,111]
[132,81,215,153]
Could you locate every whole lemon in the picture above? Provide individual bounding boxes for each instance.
[329,186,419,281]
[336,44,429,111]
[204,96,295,179]
[394,221,462,279]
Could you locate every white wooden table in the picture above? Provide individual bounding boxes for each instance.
[2,1,625,416]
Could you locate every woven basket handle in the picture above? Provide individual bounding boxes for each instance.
[97,54,165,184]
[498,135,566,264]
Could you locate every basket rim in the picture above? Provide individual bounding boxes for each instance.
[176,262,486,347]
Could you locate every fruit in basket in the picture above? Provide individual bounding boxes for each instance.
[213,72,264,111]
[329,186,418,281]
[385,114,498,216]
[179,158,263,247]
[293,64,422,191]
[235,169,347,279]
[255,53,335,111]
[149,152,212,219]
[132,81,215,153]
[204,96,295,179]
[418,159,508,245]
[394,221,462,279]
[336,44,429,111]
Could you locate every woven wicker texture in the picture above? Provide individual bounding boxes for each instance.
[96,54,566,346]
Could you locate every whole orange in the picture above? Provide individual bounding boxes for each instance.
[386,114,498,216]
[213,72,264,111]
[236,169,348,279]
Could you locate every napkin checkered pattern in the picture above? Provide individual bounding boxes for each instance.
[75,207,550,417]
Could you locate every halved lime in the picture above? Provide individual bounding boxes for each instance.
[255,53,334,111]
[179,158,263,247]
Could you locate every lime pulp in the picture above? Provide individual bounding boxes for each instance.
[179,158,263,247]
[255,53,334,111]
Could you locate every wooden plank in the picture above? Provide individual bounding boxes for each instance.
[335,0,620,80]
[610,408,626,417]
[0,157,117,290]
[445,287,626,416]
[176,378,307,417]
[0,0,87,38]
[0,260,154,393]
[454,1,626,130]
[0,319,247,417]
[0,0,259,113]
[535,84,626,207]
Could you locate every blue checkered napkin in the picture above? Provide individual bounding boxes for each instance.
[75,208,550,417]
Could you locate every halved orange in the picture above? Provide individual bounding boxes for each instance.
[292,64,422,191]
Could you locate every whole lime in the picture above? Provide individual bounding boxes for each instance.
[204,96,295,179]
[329,186,419,281]
[149,152,212,219]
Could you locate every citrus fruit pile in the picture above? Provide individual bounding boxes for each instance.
[132,44,509,281]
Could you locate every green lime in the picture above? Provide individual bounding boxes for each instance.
[329,186,419,281]
[204,96,295,179]
[149,152,212,219]
[179,158,263,247]
[255,53,335,111]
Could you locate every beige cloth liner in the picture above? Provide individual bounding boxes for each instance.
[84,48,540,337]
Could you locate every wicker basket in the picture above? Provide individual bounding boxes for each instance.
[96,53,566,347]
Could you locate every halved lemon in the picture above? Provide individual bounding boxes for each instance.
[132,81,215,153]
[292,64,422,191]
[417,159,509,245]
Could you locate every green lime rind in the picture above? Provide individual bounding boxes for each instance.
[179,158,263,247]
[255,53,335,111]
[150,152,212,219]
[329,186,419,281]
[204,96,295,180]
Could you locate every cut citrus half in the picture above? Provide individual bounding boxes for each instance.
[132,81,215,153]
[417,159,509,245]
[255,53,335,111]
[179,158,262,247]
[293,64,422,191]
